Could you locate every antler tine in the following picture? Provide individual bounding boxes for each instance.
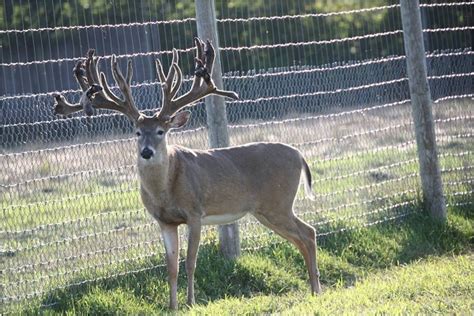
[155,50,183,118]
[125,59,133,86]
[53,94,83,116]
[155,59,167,83]
[85,49,101,86]
[86,50,123,104]
[165,49,179,90]
[73,61,89,91]
[110,55,141,121]
[54,40,239,121]
[204,39,215,77]
[99,71,122,104]
[155,37,239,120]
[169,63,182,99]
[191,37,205,90]
[53,50,100,117]
[192,38,215,83]
[200,38,239,99]
[53,50,141,122]
[165,49,183,99]
[195,37,205,62]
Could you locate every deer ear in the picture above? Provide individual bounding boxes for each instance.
[168,110,191,129]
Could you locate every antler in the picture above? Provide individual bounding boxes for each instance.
[53,49,141,122]
[155,37,239,120]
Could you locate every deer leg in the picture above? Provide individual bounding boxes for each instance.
[159,223,180,310]
[254,212,321,294]
[185,219,202,306]
[293,217,322,294]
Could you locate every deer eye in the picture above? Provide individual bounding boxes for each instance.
[157,130,164,136]
[136,131,142,137]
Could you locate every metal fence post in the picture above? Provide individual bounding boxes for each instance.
[400,0,447,221]
[195,0,241,258]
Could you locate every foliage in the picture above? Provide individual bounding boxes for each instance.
[3,0,471,72]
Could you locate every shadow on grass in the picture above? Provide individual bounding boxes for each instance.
[35,242,304,314]
[314,196,473,286]
[34,195,472,313]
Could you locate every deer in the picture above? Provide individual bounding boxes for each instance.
[53,37,322,310]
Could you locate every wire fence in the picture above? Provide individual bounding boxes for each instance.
[1,0,473,312]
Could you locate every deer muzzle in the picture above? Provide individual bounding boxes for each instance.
[140,147,154,160]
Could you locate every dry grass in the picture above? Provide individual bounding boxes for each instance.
[2,99,470,188]
[1,98,472,310]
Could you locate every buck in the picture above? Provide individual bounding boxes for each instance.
[53,38,322,309]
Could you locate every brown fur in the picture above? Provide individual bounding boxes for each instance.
[140,142,307,224]
[136,122,322,309]
[53,39,321,310]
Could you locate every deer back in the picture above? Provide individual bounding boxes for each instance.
[139,142,305,224]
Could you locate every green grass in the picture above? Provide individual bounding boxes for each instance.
[2,99,472,314]
[191,254,473,315]
[17,202,472,315]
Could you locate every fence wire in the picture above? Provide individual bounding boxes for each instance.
[1,0,473,312]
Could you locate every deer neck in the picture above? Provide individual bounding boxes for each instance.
[137,143,174,199]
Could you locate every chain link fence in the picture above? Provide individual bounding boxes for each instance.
[1,1,472,312]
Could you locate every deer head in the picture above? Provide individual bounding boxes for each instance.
[53,38,238,161]
[53,38,322,311]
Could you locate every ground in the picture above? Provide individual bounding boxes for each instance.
[1,98,472,314]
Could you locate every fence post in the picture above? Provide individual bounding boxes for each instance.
[400,0,446,221]
[195,0,241,258]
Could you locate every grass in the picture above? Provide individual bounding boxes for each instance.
[191,254,473,315]
[15,201,473,315]
[1,99,472,313]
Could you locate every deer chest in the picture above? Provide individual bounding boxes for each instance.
[149,207,187,226]
[140,188,187,225]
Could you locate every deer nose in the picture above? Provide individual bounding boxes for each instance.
[141,147,154,160]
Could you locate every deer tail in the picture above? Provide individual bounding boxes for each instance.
[302,158,315,201]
